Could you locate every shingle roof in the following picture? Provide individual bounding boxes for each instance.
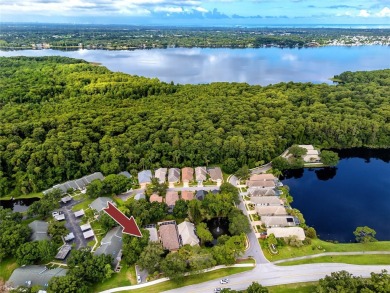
[145,227,158,242]
[262,216,296,227]
[150,193,164,203]
[165,191,179,206]
[208,167,223,181]
[249,188,276,196]
[158,221,180,251]
[94,226,123,262]
[255,205,287,216]
[82,172,104,184]
[89,197,113,213]
[118,171,132,179]
[28,220,49,242]
[7,266,68,289]
[181,191,194,201]
[246,180,276,188]
[178,221,199,246]
[250,196,282,206]
[249,174,276,181]
[155,168,167,183]
[196,190,206,200]
[181,167,194,182]
[134,193,146,200]
[168,168,180,183]
[138,170,152,184]
[195,167,207,182]
[267,227,306,240]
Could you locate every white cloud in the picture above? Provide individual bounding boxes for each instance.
[358,9,370,17]
[194,6,208,12]
[281,53,297,61]
[376,7,390,17]
[154,6,184,13]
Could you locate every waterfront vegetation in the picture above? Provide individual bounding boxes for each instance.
[267,282,317,293]
[1,57,390,197]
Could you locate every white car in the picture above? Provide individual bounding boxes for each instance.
[214,289,222,292]
[220,278,229,284]
[137,275,141,284]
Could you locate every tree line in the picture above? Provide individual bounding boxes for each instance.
[0,56,390,197]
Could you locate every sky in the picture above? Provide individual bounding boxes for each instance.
[1,0,390,26]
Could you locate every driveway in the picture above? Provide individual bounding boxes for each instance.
[135,265,148,284]
[61,200,87,250]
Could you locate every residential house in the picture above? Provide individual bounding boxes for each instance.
[28,220,49,242]
[196,190,207,201]
[178,221,199,246]
[195,167,207,187]
[158,221,181,251]
[249,188,277,197]
[255,205,287,217]
[267,227,306,241]
[150,193,164,203]
[181,167,194,187]
[181,191,194,201]
[6,266,68,290]
[82,172,104,185]
[261,216,296,228]
[168,168,180,187]
[118,171,132,179]
[94,226,123,267]
[229,175,239,187]
[134,192,146,201]
[299,145,321,163]
[208,167,223,186]
[138,170,152,189]
[89,197,114,213]
[166,191,179,211]
[250,196,283,206]
[155,168,167,184]
[55,245,72,260]
[145,227,158,242]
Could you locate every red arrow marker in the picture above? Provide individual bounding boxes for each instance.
[103,202,142,237]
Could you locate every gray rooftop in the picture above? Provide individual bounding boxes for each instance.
[138,170,152,184]
[168,168,180,183]
[145,227,158,242]
[94,226,123,263]
[196,190,207,200]
[134,193,146,201]
[28,220,49,242]
[195,167,207,182]
[208,167,223,181]
[89,197,114,213]
[155,168,168,183]
[7,266,68,289]
[118,171,132,179]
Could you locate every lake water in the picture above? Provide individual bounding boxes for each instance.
[282,149,390,243]
[0,197,40,212]
[1,46,389,85]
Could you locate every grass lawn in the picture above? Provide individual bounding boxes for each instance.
[93,264,136,292]
[261,239,390,261]
[0,258,18,282]
[127,267,253,293]
[278,254,390,266]
[71,198,94,212]
[267,282,318,293]
[236,258,255,264]
[0,192,43,200]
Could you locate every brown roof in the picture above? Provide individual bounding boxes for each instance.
[150,193,163,203]
[181,167,194,182]
[246,180,276,188]
[249,174,276,181]
[158,222,180,251]
[208,167,223,181]
[165,191,179,206]
[181,191,194,201]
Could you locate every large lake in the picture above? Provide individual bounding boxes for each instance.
[282,149,390,243]
[1,46,389,85]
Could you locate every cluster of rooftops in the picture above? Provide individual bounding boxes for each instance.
[246,173,305,241]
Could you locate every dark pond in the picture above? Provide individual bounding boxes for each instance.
[0,197,40,212]
[204,217,231,246]
[282,148,390,243]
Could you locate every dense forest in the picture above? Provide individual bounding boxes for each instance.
[0,56,389,196]
[1,24,389,50]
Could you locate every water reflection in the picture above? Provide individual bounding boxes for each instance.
[1,46,389,85]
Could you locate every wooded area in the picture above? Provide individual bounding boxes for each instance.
[0,56,389,196]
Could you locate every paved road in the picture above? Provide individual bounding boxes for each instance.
[61,200,87,250]
[163,263,390,293]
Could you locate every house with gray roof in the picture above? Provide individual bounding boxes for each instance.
[155,168,167,184]
[94,226,123,267]
[118,171,132,179]
[6,266,68,290]
[261,216,296,228]
[208,167,223,186]
[89,197,114,213]
[134,192,146,201]
[168,168,180,187]
[256,205,288,217]
[138,170,152,189]
[195,167,207,187]
[75,179,86,190]
[178,221,199,246]
[196,190,207,201]
[145,227,158,242]
[82,172,104,184]
[250,196,283,206]
[249,188,277,197]
[28,220,49,242]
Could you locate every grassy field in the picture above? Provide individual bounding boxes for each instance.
[71,198,94,211]
[267,282,318,293]
[261,238,390,262]
[124,267,253,293]
[93,264,136,292]
[278,254,390,266]
[0,192,43,200]
[0,258,18,282]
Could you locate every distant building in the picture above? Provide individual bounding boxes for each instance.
[208,167,223,186]
[178,221,199,246]
[261,216,297,228]
[196,190,207,201]
[298,145,321,163]
[89,197,114,213]
[145,227,158,242]
[7,266,67,290]
[168,168,180,187]
[158,221,181,251]
[181,167,194,187]
[250,196,283,206]
[249,188,277,196]
[255,205,287,217]
[94,226,123,268]
[28,220,49,242]
[195,167,207,187]
[155,168,167,184]
[138,170,152,189]
[267,227,305,241]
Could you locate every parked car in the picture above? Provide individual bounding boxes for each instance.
[220,278,229,284]
[52,211,63,217]
[137,275,141,284]
[214,288,222,292]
